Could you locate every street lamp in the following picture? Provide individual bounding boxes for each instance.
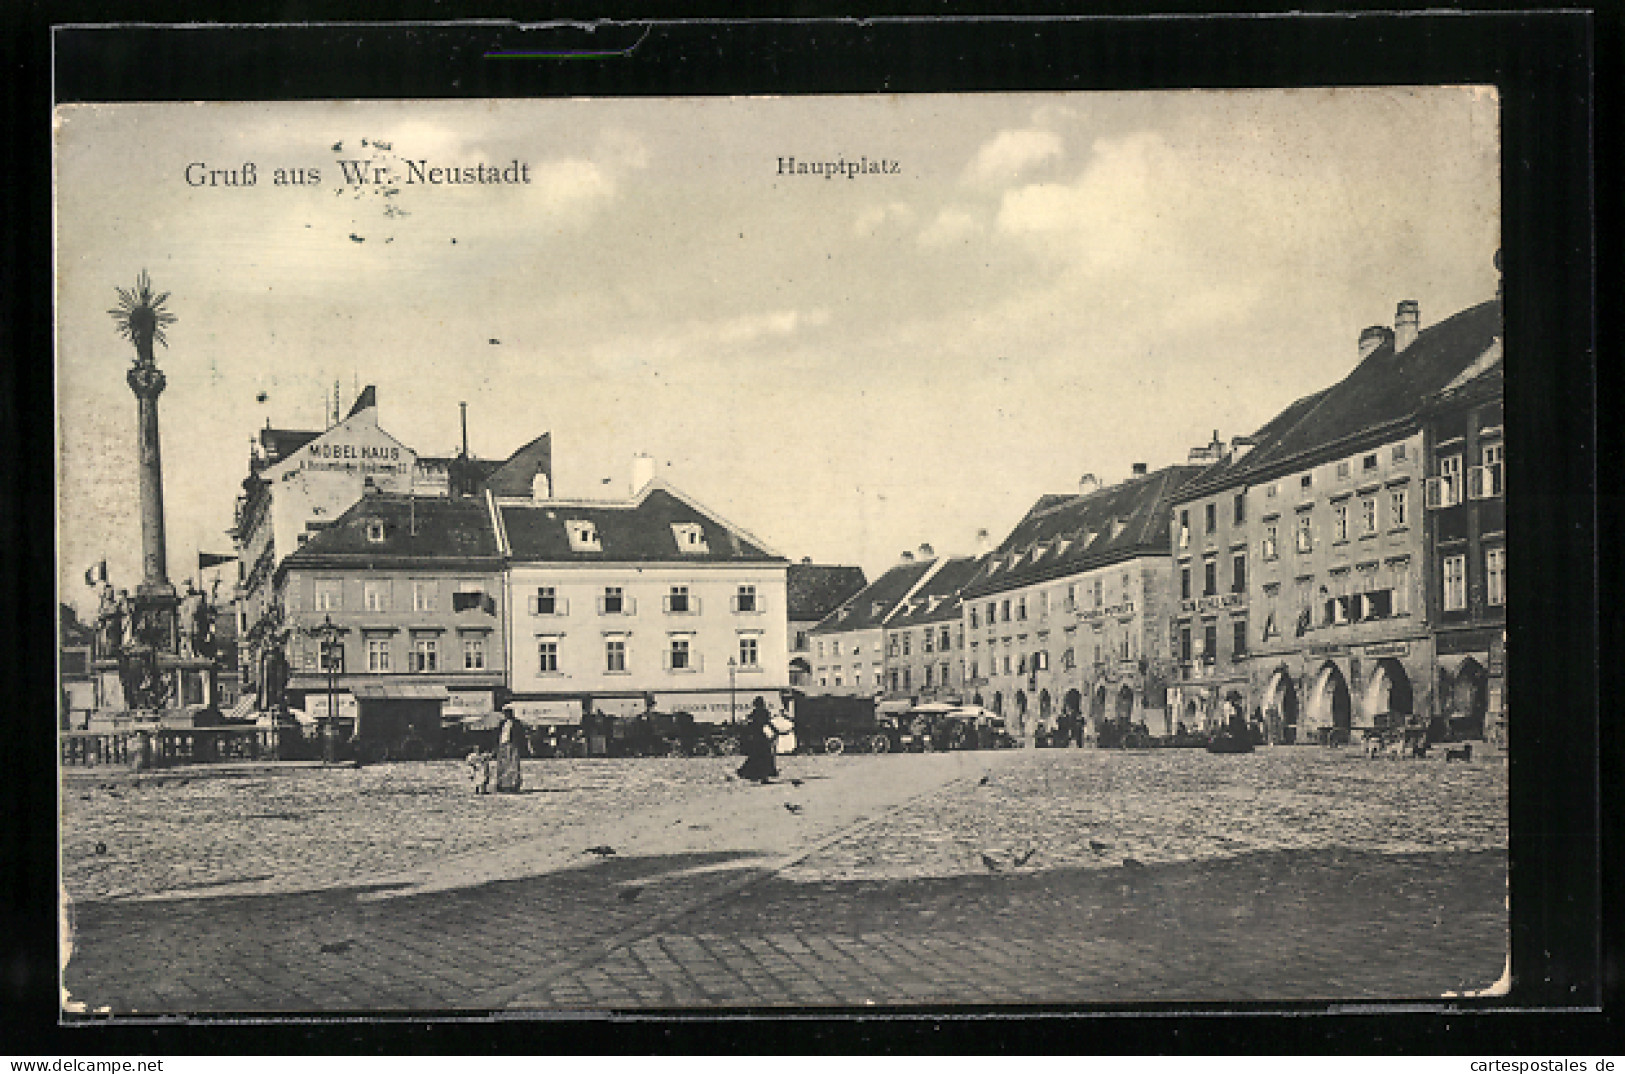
[728,656,737,726]
[309,615,342,762]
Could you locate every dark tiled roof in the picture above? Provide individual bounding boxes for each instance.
[811,559,935,634]
[1174,388,1331,499]
[479,432,553,498]
[1183,298,1502,497]
[345,384,377,419]
[500,484,783,564]
[786,563,869,622]
[961,465,1205,599]
[259,427,321,466]
[281,493,502,572]
[887,555,987,627]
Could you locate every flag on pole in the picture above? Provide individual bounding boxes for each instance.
[83,560,107,587]
[198,551,237,570]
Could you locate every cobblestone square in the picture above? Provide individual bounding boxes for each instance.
[59,745,1507,1014]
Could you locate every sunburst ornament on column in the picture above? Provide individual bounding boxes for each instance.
[108,269,177,366]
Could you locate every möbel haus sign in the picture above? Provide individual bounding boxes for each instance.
[299,439,411,477]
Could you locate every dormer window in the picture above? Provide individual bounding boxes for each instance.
[566,520,602,552]
[671,523,709,554]
[365,520,386,543]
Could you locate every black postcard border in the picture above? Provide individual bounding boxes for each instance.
[5,8,1611,1056]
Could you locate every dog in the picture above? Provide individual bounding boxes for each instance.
[466,749,494,794]
[1445,743,1473,763]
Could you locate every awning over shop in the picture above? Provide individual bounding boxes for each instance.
[509,699,585,726]
[351,683,450,701]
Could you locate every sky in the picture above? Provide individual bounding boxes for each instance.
[55,90,1500,613]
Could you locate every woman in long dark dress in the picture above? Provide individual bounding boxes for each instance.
[494,709,524,793]
[736,697,778,783]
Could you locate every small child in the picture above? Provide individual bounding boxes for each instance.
[466,749,494,794]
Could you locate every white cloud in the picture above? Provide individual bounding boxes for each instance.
[526,159,617,219]
[853,201,916,237]
[917,208,982,248]
[964,129,1065,186]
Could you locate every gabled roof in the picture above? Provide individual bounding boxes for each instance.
[477,432,553,498]
[886,555,987,628]
[1180,297,1503,498]
[810,558,936,634]
[279,493,502,573]
[786,563,869,622]
[961,464,1205,599]
[345,384,377,420]
[499,482,784,564]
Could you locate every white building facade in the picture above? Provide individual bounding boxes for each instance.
[495,481,790,724]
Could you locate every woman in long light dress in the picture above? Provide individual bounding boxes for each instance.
[494,710,524,793]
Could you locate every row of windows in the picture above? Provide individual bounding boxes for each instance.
[968,574,1134,630]
[527,584,763,617]
[1443,547,1506,611]
[310,635,487,674]
[1261,486,1409,560]
[1182,554,1246,599]
[1428,443,1504,508]
[534,635,763,675]
[1178,492,1249,548]
[309,579,490,613]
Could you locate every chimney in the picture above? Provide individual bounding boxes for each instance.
[801,556,812,564]
[1131,462,1148,478]
[918,542,935,559]
[1078,473,1100,494]
[630,453,656,496]
[1394,300,1420,352]
[531,471,552,501]
[899,550,915,563]
[1359,325,1392,360]
[975,528,992,555]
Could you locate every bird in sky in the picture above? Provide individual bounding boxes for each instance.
[1089,840,1110,853]
[584,845,617,857]
[1013,848,1038,867]
[783,802,803,814]
[978,774,991,786]
[979,852,1002,872]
